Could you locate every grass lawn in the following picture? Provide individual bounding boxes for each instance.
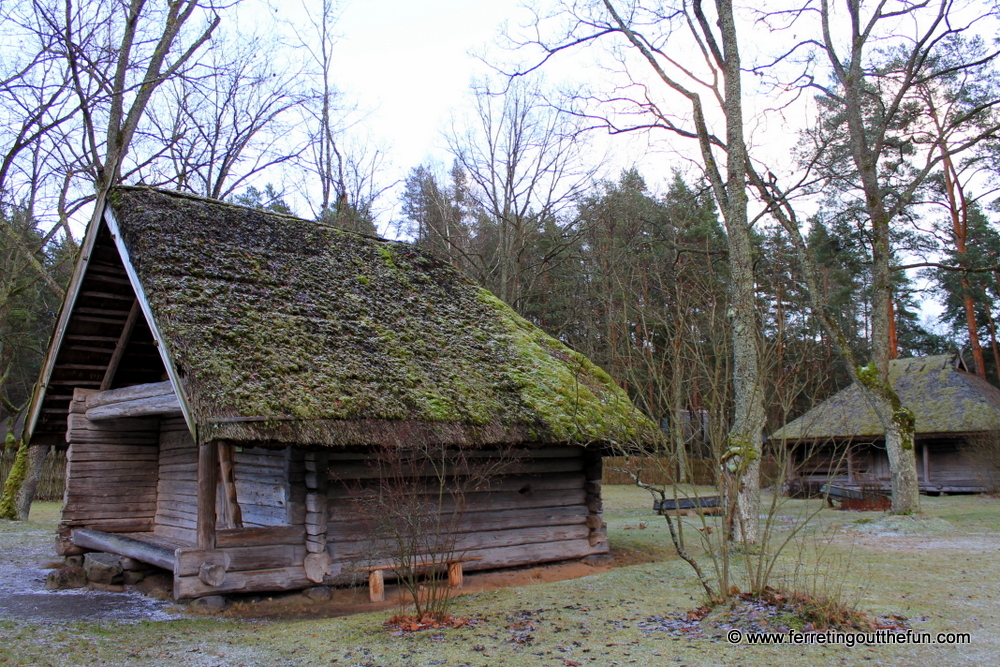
[1,488,997,666]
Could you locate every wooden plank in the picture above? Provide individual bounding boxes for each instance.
[197,439,218,550]
[70,528,175,570]
[86,393,181,421]
[67,433,160,445]
[87,381,175,409]
[234,479,286,505]
[99,299,141,390]
[215,525,305,548]
[174,566,312,599]
[153,524,196,544]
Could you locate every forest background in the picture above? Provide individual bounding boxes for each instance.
[3,0,1000,480]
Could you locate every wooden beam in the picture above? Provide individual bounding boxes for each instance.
[70,528,175,570]
[100,299,141,390]
[87,380,174,409]
[217,442,243,529]
[86,393,182,421]
[197,439,218,550]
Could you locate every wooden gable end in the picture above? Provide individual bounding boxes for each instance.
[26,219,170,448]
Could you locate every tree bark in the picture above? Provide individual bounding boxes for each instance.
[717,0,763,543]
[14,444,48,520]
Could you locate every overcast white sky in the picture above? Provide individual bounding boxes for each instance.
[326,0,527,183]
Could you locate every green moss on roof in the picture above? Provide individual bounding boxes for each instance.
[771,354,1000,441]
[109,187,654,447]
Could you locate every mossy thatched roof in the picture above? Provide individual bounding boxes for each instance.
[109,187,654,447]
[771,354,1000,442]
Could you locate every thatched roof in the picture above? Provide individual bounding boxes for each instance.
[771,354,1000,442]
[106,187,653,447]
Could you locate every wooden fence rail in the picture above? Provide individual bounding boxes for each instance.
[0,446,66,502]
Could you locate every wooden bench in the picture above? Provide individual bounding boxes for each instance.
[362,555,481,602]
[653,495,722,516]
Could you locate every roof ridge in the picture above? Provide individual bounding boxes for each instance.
[111,186,391,243]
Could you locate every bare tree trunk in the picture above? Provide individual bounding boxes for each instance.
[14,444,48,520]
[717,0,763,543]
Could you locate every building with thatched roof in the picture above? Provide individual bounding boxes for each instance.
[25,187,654,600]
[771,354,1000,495]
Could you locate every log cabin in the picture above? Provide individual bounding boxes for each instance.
[24,187,656,600]
[772,354,1000,495]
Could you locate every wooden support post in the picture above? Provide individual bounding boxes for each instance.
[100,299,141,391]
[197,438,219,551]
[923,442,930,485]
[368,569,385,602]
[448,561,464,589]
[217,443,243,529]
[847,447,854,483]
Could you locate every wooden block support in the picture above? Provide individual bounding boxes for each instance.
[448,561,464,589]
[369,569,385,602]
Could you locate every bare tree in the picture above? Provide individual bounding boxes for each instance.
[2,0,222,520]
[447,77,597,313]
[516,0,766,541]
[141,31,304,199]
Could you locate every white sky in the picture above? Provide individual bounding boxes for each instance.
[327,0,527,187]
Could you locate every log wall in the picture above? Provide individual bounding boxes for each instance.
[154,415,198,545]
[322,445,606,581]
[58,388,160,553]
[232,446,306,526]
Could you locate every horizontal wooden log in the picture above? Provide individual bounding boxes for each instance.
[63,496,156,519]
[174,545,306,577]
[86,381,174,409]
[174,566,312,599]
[65,490,158,502]
[67,432,160,445]
[71,528,175,570]
[87,393,182,421]
[235,485,286,508]
[241,505,289,525]
[68,413,159,432]
[326,504,588,541]
[328,488,586,519]
[153,524,196,545]
[327,456,583,482]
[154,513,198,530]
[215,525,305,548]
[323,446,584,462]
[325,471,585,500]
[328,524,590,561]
[63,510,157,523]
[61,518,154,533]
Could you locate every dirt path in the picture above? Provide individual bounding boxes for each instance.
[0,517,181,624]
